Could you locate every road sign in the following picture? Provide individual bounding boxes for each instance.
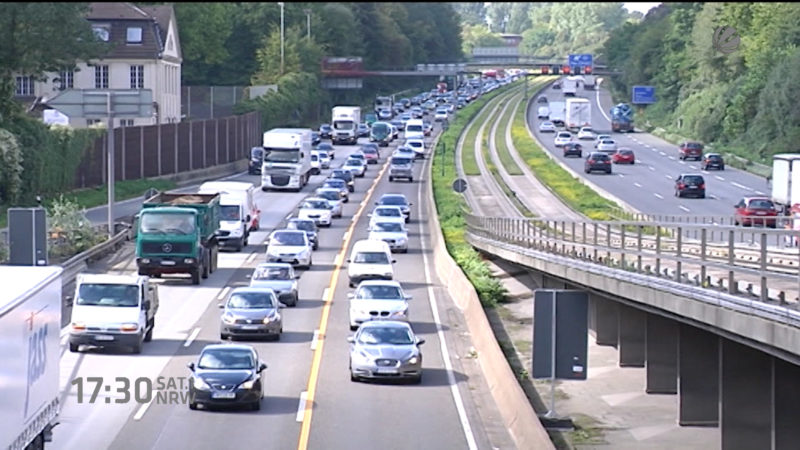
[452,178,468,193]
[44,89,153,119]
[567,54,593,68]
[632,86,656,104]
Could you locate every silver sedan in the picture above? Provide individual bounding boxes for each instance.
[219,287,284,341]
[347,320,424,384]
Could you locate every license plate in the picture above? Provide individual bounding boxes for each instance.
[375,368,397,374]
[212,392,236,399]
[756,212,766,215]
[689,186,697,189]
[160,260,176,266]
[94,335,114,341]
[240,325,261,330]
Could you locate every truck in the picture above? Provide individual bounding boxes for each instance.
[610,103,634,133]
[68,273,159,354]
[331,106,361,145]
[771,154,800,214]
[136,192,220,285]
[583,75,596,90]
[198,181,259,252]
[1,266,62,450]
[261,128,313,192]
[374,96,393,114]
[562,76,580,96]
[548,101,567,128]
[566,97,591,132]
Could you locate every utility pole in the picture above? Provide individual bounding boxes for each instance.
[279,2,285,76]
[304,8,311,40]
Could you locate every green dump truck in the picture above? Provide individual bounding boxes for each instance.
[136,192,220,285]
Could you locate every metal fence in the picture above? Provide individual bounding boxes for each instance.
[182,86,247,120]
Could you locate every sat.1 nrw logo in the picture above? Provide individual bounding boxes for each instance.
[713,26,740,54]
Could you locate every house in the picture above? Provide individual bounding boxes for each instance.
[14,2,182,128]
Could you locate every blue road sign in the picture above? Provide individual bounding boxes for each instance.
[632,86,656,104]
[567,54,593,68]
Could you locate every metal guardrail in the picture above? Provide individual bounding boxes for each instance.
[59,224,132,296]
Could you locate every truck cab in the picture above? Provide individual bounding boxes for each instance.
[69,274,159,354]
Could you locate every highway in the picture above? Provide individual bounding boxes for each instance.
[528,80,773,217]
[52,129,511,449]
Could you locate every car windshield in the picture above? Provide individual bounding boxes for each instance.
[252,266,291,280]
[345,159,362,166]
[140,212,195,235]
[749,200,774,209]
[324,180,345,189]
[619,150,633,156]
[317,191,339,201]
[357,327,414,345]
[263,148,299,163]
[220,205,240,221]
[356,285,403,300]
[380,197,407,206]
[353,251,390,264]
[250,148,263,159]
[227,292,275,309]
[333,170,351,179]
[374,222,404,232]
[682,176,704,184]
[317,144,332,150]
[197,349,255,370]
[77,284,139,307]
[288,221,315,231]
[376,208,401,217]
[272,232,305,246]
[392,157,411,165]
[363,149,377,155]
[303,200,329,210]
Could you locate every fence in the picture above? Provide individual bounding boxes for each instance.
[182,86,247,120]
[73,111,262,190]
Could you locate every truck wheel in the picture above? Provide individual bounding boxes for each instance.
[202,260,209,279]
[144,319,154,342]
[212,247,219,272]
[191,268,201,285]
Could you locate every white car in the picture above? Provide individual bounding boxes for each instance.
[434,108,448,122]
[596,139,618,153]
[266,229,312,269]
[594,134,612,148]
[348,280,410,330]
[343,157,367,178]
[318,151,331,169]
[314,188,344,218]
[577,127,595,140]
[368,206,406,229]
[554,131,573,147]
[404,139,426,159]
[298,198,333,227]
[368,221,409,253]
[310,151,321,175]
[393,146,416,160]
[539,121,556,133]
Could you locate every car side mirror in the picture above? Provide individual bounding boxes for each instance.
[187,362,195,371]
[218,303,225,308]
[346,336,355,343]
[404,295,412,300]
[258,363,268,373]
[392,259,397,264]
[416,338,426,346]
[295,274,301,279]
[409,203,413,206]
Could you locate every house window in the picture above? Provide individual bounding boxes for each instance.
[87,119,103,126]
[120,119,135,127]
[14,75,34,96]
[127,27,142,44]
[130,65,144,89]
[58,70,74,90]
[92,25,110,42]
[94,65,109,89]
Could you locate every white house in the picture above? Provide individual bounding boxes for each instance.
[14,2,182,128]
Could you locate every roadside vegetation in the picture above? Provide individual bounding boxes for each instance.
[492,94,524,176]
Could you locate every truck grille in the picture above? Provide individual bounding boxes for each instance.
[142,242,192,254]
[271,175,290,186]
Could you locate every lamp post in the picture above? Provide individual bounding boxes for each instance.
[303,8,311,40]
[278,2,285,76]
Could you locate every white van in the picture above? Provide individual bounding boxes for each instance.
[405,119,424,140]
[346,239,395,287]
[198,181,260,252]
[537,106,550,119]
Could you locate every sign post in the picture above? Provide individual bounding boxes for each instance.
[45,89,153,237]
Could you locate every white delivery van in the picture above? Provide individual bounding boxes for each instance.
[537,105,550,119]
[198,181,260,252]
[405,119,425,140]
[346,239,395,287]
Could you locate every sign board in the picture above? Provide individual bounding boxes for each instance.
[532,290,588,380]
[8,208,48,266]
[632,86,656,104]
[45,89,153,119]
[452,178,468,193]
[568,54,593,68]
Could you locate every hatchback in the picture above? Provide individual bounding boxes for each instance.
[584,152,612,174]
[331,169,355,192]
[596,139,618,153]
[249,263,299,306]
[554,131,572,147]
[376,194,412,222]
[734,197,778,227]
[219,287,284,341]
[539,121,556,133]
[612,148,635,164]
[562,142,583,158]
[701,153,725,170]
[347,280,411,330]
[357,123,370,138]
[674,174,706,198]
[678,141,704,161]
[319,124,333,139]
[286,218,320,249]
[187,344,267,411]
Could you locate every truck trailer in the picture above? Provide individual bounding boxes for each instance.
[1,266,62,450]
[566,97,591,132]
[771,154,800,214]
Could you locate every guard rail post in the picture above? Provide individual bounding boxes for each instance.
[655,226,662,276]
[676,226,683,282]
[728,229,736,294]
[593,222,598,262]
[581,222,587,259]
[571,222,577,257]
[605,223,611,266]
[620,225,627,270]
[637,225,643,273]
[760,232,768,302]
[560,220,566,255]
[701,228,707,287]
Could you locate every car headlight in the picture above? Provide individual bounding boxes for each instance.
[193,377,212,391]
[407,356,419,365]
[222,313,235,324]
[383,272,393,278]
[267,247,279,256]
[391,308,407,318]
[241,378,258,390]
[355,350,373,363]
[397,237,407,244]
[263,312,280,324]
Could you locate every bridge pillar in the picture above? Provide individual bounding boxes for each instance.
[645,314,678,394]
[721,340,772,450]
[590,294,617,347]
[775,358,800,449]
[618,305,646,367]
[678,324,718,426]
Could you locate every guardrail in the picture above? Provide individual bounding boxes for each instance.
[59,224,132,297]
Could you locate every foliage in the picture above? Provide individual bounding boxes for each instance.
[451,3,487,27]
[0,129,23,204]
[174,3,235,85]
[252,26,324,84]
[237,72,327,131]
[461,24,505,56]
[46,195,105,260]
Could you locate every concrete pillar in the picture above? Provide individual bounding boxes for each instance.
[592,295,618,347]
[645,314,678,394]
[678,324,719,426]
[775,358,800,450]
[618,305,646,367]
[721,340,772,450]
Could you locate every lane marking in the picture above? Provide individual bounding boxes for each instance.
[649,166,656,171]
[665,175,673,180]
[689,166,698,170]
[133,398,154,421]
[654,193,664,199]
[659,151,666,156]
[246,252,257,264]
[755,190,765,195]
[731,181,752,191]
[709,194,718,200]
[618,174,625,178]
[715,176,726,181]
[679,205,691,213]
[285,213,293,221]
[310,330,319,351]
[651,148,657,152]
[322,288,330,300]
[634,182,642,188]
[216,286,230,301]
[668,156,676,161]
[597,86,611,123]
[296,391,308,422]
[679,160,686,165]
[183,327,201,347]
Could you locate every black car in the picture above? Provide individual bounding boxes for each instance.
[675,174,706,198]
[311,131,321,146]
[248,147,263,175]
[563,142,583,158]
[287,218,319,250]
[701,153,725,171]
[584,152,612,174]
[537,96,548,104]
[331,169,355,192]
[187,344,267,411]
[319,124,333,139]
[376,193,412,222]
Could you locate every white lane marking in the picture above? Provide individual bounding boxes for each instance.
[285,213,293,221]
[618,174,624,178]
[679,160,686,165]
[310,330,320,351]
[665,175,673,180]
[654,193,664,199]
[296,391,308,422]
[651,148,657,152]
[668,156,676,161]
[755,190,765,195]
[715,176,726,181]
[418,153,478,450]
[597,88,611,123]
[246,252,257,263]
[659,151,666,156]
[689,166,698,170]
[216,286,230,301]
[679,205,691,213]
[644,145,652,148]
[183,327,201,347]
[732,182,752,191]
[708,194,718,199]
[649,167,656,171]
[133,398,154,421]
[634,182,642,188]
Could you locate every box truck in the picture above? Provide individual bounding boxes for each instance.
[261,128,313,192]
[771,154,800,214]
[548,101,567,128]
[562,76,580,96]
[566,97,591,132]
[1,266,62,450]
[331,106,361,145]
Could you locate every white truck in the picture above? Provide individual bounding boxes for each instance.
[548,101,567,128]
[261,128,313,192]
[68,273,159,354]
[331,106,361,145]
[1,266,62,450]
[771,154,800,214]
[562,76,580,96]
[583,75,596,90]
[566,97,591,132]
[198,181,259,252]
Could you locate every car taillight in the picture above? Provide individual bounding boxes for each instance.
[604,160,610,164]
[678,183,685,189]
[699,184,705,189]
[588,159,596,163]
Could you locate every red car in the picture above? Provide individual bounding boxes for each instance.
[678,141,704,161]
[612,148,635,164]
[734,197,778,227]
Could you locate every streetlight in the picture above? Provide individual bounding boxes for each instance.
[303,8,311,40]
[278,2,285,76]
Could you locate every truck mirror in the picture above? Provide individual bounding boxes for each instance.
[246,215,251,223]
[187,362,195,371]
[142,301,150,311]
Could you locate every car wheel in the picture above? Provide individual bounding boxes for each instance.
[69,342,80,353]
[411,374,422,385]
[389,176,394,182]
[700,194,706,199]
[409,177,414,182]
[720,165,725,170]
[273,333,281,342]
[189,401,198,410]
[251,400,261,411]
[221,333,228,340]
[291,294,298,307]
[192,267,201,285]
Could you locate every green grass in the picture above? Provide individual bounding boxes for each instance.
[460,97,500,176]
[493,94,524,176]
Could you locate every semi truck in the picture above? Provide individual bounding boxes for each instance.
[610,103,634,133]
[136,192,220,285]
[331,106,361,145]
[771,154,800,214]
[566,97,591,132]
[261,128,313,192]
[1,266,62,450]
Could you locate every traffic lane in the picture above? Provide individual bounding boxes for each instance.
[308,145,472,449]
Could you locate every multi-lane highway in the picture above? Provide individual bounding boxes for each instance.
[52,128,513,449]
[528,81,772,217]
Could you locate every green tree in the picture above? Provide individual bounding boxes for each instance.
[317,3,364,56]
[174,2,234,85]
[451,2,487,26]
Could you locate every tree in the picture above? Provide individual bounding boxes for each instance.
[174,3,234,85]
[507,3,532,34]
[451,2,487,26]
[461,24,504,56]
[486,2,512,33]
[317,3,364,57]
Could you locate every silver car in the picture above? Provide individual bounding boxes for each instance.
[321,178,349,203]
[368,221,409,253]
[249,263,299,306]
[347,320,424,383]
[265,229,312,269]
[315,188,344,218]
[219,287,284,341]
[348,280,410,330]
